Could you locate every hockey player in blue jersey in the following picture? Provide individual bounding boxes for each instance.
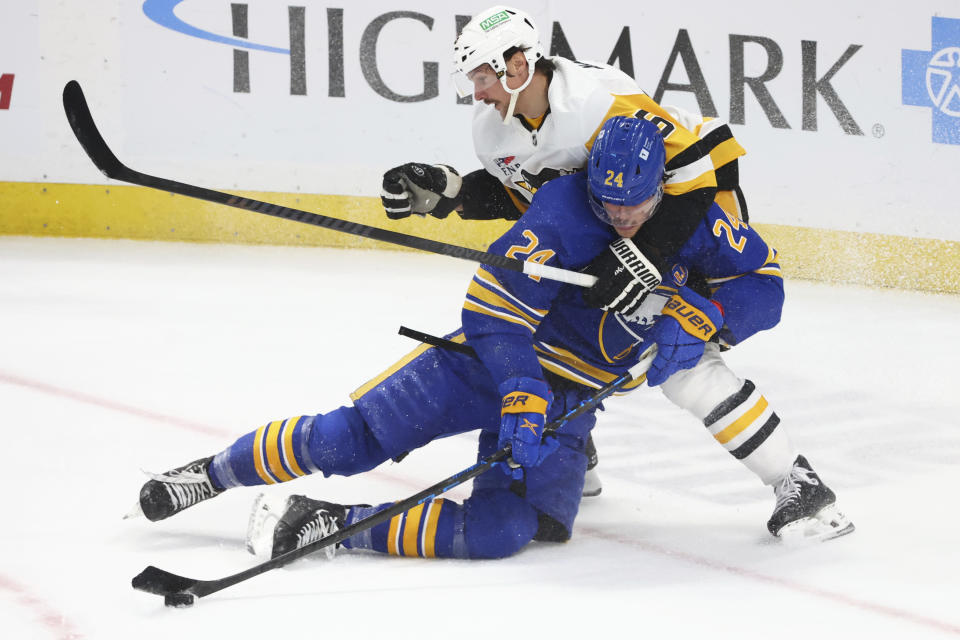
[137,117,852,561]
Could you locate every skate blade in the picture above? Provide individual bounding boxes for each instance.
[581,468,603,498]
[245,493,288,557]
[777,503,855,544]
[123,501,145,520]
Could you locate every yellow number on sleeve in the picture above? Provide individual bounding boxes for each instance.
[712,211,748,253]
[505,230,556,282]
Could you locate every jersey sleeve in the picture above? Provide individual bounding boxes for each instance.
[457,169,526,221]
[678,206,785,346]
[461,195,570,385]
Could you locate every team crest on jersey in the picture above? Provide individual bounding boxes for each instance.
[494,155,521,176]
[671,264,689,286]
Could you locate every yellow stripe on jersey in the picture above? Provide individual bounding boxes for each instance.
[463,300,537,331]
[466,277,543,329]
[474,269,548,317]
[714,190,744,221]
[585,93,717,197]
[422,500,443,558]
[695,117,747,170]
[504,184,531,213]
[597,310,616,364]
[402,503,426,557]
[709,137,748,170]
[707,246,782,291]
[585,93,649,150]
[349,333,468,401]
[662,156,717,196]
[534,342,647,391]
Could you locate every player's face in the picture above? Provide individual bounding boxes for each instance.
[464,64,501,95]
[468,64,513,116]
[602,193,660,237]
[461,55,530,118]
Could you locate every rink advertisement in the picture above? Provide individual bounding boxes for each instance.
[0,1,958,292]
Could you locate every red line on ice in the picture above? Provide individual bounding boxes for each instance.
[0,572,85,639]
[11,371,955,634]
[580,526,960,636]
[0,372,230,437]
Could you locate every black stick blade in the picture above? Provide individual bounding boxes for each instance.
[62,80,124,179]
[132,565,199,596]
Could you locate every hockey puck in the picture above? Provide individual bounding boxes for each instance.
[164,592,196,608]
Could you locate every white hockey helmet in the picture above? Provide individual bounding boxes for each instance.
[452,6,544,121]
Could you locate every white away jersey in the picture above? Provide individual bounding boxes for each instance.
[470,57,743,206]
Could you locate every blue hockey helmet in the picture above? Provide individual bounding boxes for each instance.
[587,116,666,228]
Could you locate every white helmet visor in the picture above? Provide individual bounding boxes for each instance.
[452,63,502,99]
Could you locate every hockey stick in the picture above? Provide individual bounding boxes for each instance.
[131,346,655,606]
[397,326,478,356]
[61,81,596,288]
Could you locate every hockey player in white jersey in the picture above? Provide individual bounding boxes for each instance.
[380,6,747,499]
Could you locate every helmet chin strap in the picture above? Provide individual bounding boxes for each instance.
[500,66,536,125]
[502,91,521,124]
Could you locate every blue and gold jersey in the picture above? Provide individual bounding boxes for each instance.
[461,172,783,391]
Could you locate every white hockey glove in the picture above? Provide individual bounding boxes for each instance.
[381,163,463,220]
[582,238,664,319]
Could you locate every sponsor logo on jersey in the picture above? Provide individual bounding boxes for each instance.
[902,17,960,145]
[494,155,521,176]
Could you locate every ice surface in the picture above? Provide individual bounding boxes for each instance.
[1,236,958,639]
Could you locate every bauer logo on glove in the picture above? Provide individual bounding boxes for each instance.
[497,377,557,478]
[662,295,719,340]
[645,286,725,386]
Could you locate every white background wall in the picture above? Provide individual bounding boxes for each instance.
[2,0,958,241]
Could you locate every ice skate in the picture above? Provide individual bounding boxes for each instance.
[247,493,347,560]
[582,434,602,497]
[767,455,854,542]
[136,456,223,522]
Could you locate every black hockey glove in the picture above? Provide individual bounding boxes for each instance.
[380,163,463,220]
[582,238,664,318]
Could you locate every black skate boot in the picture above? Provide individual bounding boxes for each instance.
[138,457,223,522]
[246,494,348,560]
[767,455,854,542]
[582,434,602,497]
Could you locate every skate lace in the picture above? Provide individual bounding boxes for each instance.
[296,512,340,559]
[773,465,819,511]
[297,513,338,547]
[148,468,216,509]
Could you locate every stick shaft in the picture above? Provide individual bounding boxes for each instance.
[61,81,597,288]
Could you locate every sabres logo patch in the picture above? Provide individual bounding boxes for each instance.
[671,264,688,286]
